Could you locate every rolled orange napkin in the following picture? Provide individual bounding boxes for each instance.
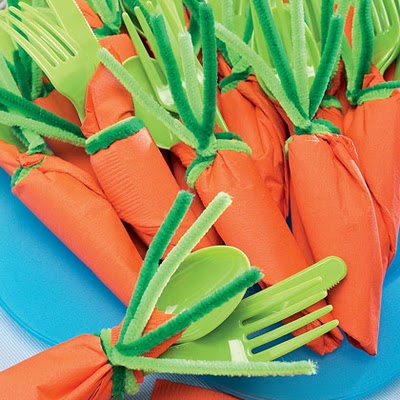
[217,56,290,217]
[287,134,384,355]
[0,140,142,306]
[82,34,218,253]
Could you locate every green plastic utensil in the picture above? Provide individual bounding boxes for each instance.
[207,0,250,40]
[122,8,229,138]
[303,0,322,46]
[45,0,98,52]
[0,17,15,62]
[123,56,180,149]
[162,256,347,361]
[371,0,400,73]
[156,245,251,343]
[251,2,320,97]
[0,0,100,120]
[394,53,400,80]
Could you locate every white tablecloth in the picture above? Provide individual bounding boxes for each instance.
[1,306,400,400]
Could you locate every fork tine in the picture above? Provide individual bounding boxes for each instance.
[45,0,98,48]
[122,12,165,89]
[371,0,382,33]
[251,319,339,362]
[135,5,167,77]
[384,0,400,25]
[373,0,390,30]
[8,6,73,61]
[242,290,328,335]
[248,305,333,350]
[18,3,77,55]
[6,9,60,67]
[0,13,55,73]
[238,277,323,321]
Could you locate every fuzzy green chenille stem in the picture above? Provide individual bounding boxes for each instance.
[151,15,203,136]
[350,0,374,100]
[118,191,194,343]
[0,111,85,147]
[111,355,317,377]
[179,32,203,121]
[98,49,198,148]
[308,15,344,119]
[321,0,335,52]
[116,267,263,356]
[119,192,233,346]
[198,4,218,143]
[0,88,83,137]
[290,0,309,115]
[251,0,305,118]
[214,23,310,130]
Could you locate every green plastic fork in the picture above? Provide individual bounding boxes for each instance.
[162,256,346,361]
[0,1,100,120]
[0,15,15,62]
[124,56,180,149]
[207,0,250,40]
[251,1,320,99]
[303,0,323,46]
[123,7,228,148]
[394,53,400,80]
[371,0,400,73]
[45,0,99,53]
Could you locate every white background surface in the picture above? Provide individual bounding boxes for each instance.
[1,306,400,400]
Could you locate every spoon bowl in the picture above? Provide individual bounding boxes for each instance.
[157,245,251,343]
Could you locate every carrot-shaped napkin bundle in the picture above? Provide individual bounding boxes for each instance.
[217,56,290,217]
[342,0,400,271]
[82,33,217,253]
[0,54,144,306]
[185,0,290,218]
[0,191,317,399]
[0,138,143,306]
[220,0,383,354]
[99,2,341,355]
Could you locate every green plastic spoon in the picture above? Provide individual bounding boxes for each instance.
[157,245,251,343]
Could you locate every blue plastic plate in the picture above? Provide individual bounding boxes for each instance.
[0,167,399,399]
[0,168,125,344]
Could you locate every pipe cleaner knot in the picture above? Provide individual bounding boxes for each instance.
[100,327,142,399]
[294,119,340,136]
[185,132,251,188]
